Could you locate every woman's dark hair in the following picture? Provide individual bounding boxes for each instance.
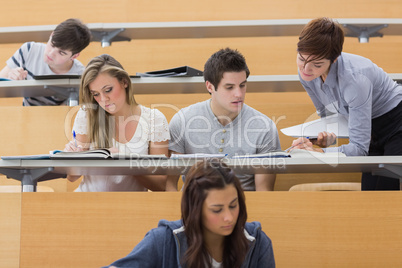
[297,17,344,64]
[181,159,249,268]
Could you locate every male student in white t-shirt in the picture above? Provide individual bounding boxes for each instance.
[0,18,91,106]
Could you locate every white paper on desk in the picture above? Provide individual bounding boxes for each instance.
[289,149,346,158]
[170,153,227,159]
[280,114,349,138]
[231,151,290,159]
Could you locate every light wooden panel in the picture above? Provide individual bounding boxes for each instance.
[20,192,182,267]
[0,106,79,192]
[247,192,402,267]
[19,192,402,268]
[0,193,21,268]
[1,0,402,26]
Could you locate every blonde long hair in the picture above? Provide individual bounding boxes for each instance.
[79,54,137,148]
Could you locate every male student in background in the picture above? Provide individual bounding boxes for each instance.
[0,18,91,106]
[167,47,281,191]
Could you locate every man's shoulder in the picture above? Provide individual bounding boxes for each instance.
[182,100,208,112]
[172,100,209,119]
[24,41,45,51]
[242,104,271,120]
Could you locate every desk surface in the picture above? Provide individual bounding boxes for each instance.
[0,79,74,98]
[1,74,401,97]
[1,155,401,176]
[1,19,402,44]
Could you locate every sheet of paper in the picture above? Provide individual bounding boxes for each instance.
[280,114,349,138]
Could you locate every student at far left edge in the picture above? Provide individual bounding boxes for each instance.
[0,18,91,106]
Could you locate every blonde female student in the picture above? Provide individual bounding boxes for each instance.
[104,159,275,268]
[64,54,169,191]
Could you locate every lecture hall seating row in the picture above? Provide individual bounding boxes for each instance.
[1,191,402,268]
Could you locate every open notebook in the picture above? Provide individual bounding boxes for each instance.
[50,149,167,160]
[1,149,167,160]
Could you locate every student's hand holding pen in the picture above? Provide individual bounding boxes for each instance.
[64,131,84,152]
[286,137,317,152]
[287,131,336,153]
[7,67,28,80]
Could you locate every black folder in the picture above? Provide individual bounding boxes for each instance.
[33,74,81,80]
[136,66,203,77]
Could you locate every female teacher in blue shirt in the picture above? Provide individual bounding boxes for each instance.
[292,17,402,190]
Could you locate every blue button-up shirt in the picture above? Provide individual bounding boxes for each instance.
[299,52,402,156]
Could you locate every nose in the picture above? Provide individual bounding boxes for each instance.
[223,209,234,223]
[99,93,109,102]
[233,87,243,98]
[303,62,313,72]
[48,48,56,57]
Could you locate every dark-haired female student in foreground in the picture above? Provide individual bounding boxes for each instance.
[292,17,402,190]
[104,159,275,268]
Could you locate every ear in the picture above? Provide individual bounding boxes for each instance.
[70,52,80,61]
[123,79,129,89]
[206,81,215,94]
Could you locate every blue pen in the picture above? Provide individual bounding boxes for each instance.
[73,130,77,147]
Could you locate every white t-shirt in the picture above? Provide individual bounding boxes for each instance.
[211,258,222,268]
[72,105,170,192]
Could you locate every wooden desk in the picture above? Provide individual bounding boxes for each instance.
[1,155,401,191]
[0,79,79,106]
[0,193,21,268]
[1,19,402,45]
[17,191,402,268]
[1,74,401,101]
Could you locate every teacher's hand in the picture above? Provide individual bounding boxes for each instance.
[313,131,337,148]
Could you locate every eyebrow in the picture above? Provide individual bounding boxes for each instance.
[223,80,247,86]
[90,85,112,94]
[209,197,238,207]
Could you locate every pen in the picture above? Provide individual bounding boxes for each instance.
[73,130,77,147]
[285,137,312,152]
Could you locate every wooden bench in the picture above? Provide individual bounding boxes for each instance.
[13,191,402,267]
